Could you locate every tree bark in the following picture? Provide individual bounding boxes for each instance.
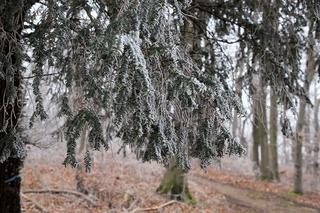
[294,101,306,194]
[269,90,279,180]
[0,1,31,212]
[232,40,245,142]
[293,21,317,194]
[313,99,320,176]
[251,56,260,171]
[0,158,23,213]
[258,81,270,180]
[252,72,271,180]
[252,113,260,162]
[305,106,313,173]
[157,161,195,204]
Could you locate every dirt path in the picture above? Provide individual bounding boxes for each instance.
[190,175,319,213]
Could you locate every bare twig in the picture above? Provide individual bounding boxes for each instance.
[23,72,61,79]
[23,189,98,207]
[21,193,49,213]
[129,200,177,213]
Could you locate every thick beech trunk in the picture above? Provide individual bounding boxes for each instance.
[157,162,195,204]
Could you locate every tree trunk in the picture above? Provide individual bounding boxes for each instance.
[282,129,289,165]
[258,84,271,180]
[269,90,279,180]
[251,71,260,171]
[0,1,32,212]
[293,21,317,194]
[0,158,23,213]
[156,14,202,204]
[232,41,245,140]
[157,161,195,204]
[313,99,320,174]
[294,101,306,194]
[305,106,313,173]
[76,124,89,194]
[312,98,320,189]
[252,73,271,180]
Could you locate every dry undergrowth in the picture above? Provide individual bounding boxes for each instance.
[21,149,320,213]
[21,153,232,213]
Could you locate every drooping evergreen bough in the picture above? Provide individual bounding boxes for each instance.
[21,0,246,171]
[1,0,319,211]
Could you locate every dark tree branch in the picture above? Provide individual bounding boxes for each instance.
[23,72,61,80]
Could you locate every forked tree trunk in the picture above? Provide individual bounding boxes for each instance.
[258,0,281,181]
[157,161,195,204]
[252,72,271,180]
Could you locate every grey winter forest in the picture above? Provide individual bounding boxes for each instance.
[1,0,320,212]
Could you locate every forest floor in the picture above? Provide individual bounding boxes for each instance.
[21,145,320,213]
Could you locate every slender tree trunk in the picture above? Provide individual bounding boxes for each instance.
[252,71,271,180]
[232,40,245,140]
[76,124,89,194]
[313,99,320,173]
[232,109,239,138]
[293,21,317,194]
[254,0,282,181]
[294,100,306,194]
[281,105,290,164]
[305,106,313,173]
[283,135,288,164]
[258,82,270,180]
[269,90,279,180]
[312,98,320,189]
[251,69,260,171]
[251,108,260,171]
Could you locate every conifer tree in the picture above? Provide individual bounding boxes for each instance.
[0,1,244,211]
[0,0,318,212]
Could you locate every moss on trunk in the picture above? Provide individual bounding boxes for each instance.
[157,163,195,204]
